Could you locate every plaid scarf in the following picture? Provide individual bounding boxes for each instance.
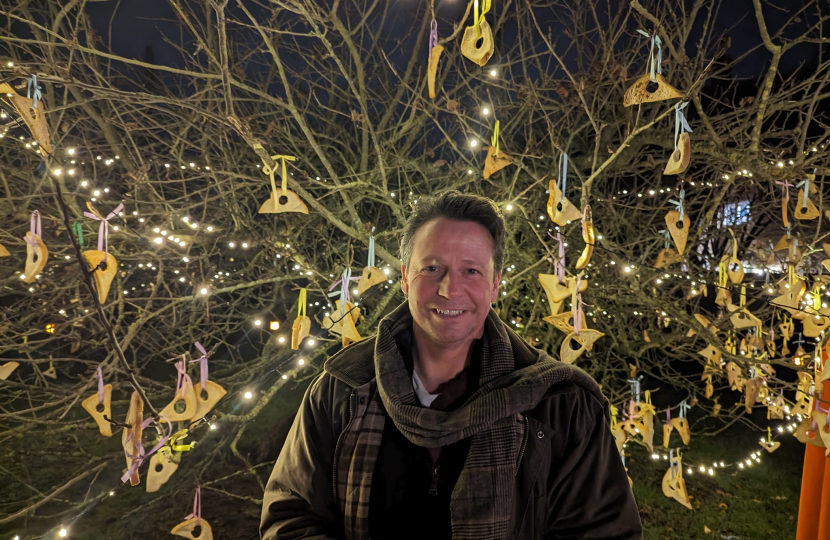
[329,302,606,540]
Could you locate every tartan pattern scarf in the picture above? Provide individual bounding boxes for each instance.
[330,302,606,540]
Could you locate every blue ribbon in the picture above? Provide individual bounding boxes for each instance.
[637,29,662,82]
[668,189,685,221]
[368,227,376,268]
[327,268,360,315]
[26,75,42,110]
[673,102,693,150]
[796,177,810,209]
[557,152,568,201]
[658,229,672,250]
[679,400,689,420]
[627,376,642,404]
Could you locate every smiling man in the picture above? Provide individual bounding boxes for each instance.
[261,191,642,540]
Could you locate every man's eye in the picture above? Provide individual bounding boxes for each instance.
[425,266,438,272]
[467,268,480,275]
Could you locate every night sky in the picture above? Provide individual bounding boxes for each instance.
[85,0,820,82]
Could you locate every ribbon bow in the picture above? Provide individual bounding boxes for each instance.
[83,203,124,262]
[121,416,172,483]
[263,155,296,199]
[26,210,42,247]
[679,400,689,419]
[184,486,203,525]
[557,153,568,203]
[547,231,566,283]
[673,102,693,150]
[473,0,492,38]
[640,390,656,415]
[491,119,500,156]
[175,357,194,400]
[429,19,438,57]
[26,75,42,109]
[627,376,642,404]
[188,342,208,392]
[775,180,793,204]
[669,189,685,221]
[658,228,672,250]
[795,177,811,209]
[328,268,361,315]
[636,29,663,82]
[368,227,376,268]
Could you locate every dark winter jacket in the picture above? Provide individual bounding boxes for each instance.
[260,302,643,540]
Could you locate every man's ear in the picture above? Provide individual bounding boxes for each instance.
[491,271,502,303]
[401,264,409,297]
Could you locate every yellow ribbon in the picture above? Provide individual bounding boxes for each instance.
[474,0,492,37]
[168,429,196,452]
[740,285,746,307]
[298,288,307,318]
[813,288,821,311]
[718,261,728,288]
[788,265,796,288]
[491,119,500,156]
[639,390,656,415]
[610,404,619,428]
[767,426,772,444]
[263,154,296,197]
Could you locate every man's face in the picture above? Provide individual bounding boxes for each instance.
[401,218,501,348]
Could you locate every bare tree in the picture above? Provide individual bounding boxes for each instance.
[0,0,828,536]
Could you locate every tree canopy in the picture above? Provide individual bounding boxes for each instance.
[1,0,829,537]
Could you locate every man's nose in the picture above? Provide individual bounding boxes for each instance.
[438,271,461,298]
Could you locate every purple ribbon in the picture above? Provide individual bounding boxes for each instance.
[666,408,671,423]
[26,210,41,247]
[547,231,566,284]
[83,203,124,262]
[121,416,172,483]
[97,366,105,405]
[429,19,438,57]
[573,274,584,337]
[188,342,208,392]
[327,268,360,315]
[185,486,202,525]
[175,357,193,400]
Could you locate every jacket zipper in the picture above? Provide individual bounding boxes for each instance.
[332,392,355,504]
[429,465,440,496]
[515,415,529,476]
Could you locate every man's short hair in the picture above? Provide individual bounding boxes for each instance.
[400,190,506,275]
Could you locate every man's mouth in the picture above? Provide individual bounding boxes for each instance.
[432,308,465,317]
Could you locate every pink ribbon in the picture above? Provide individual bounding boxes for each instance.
[188,342,208,392]
[97,366,105,405]
[121,416,172,483]
[176,357,193,399]
[775,180,793,203]
[429,19,438,57]
[25,210,41,247]
[547,231,566,284]
[184,486,202,525]
[83,203,123,262]
[666,408,671,423]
